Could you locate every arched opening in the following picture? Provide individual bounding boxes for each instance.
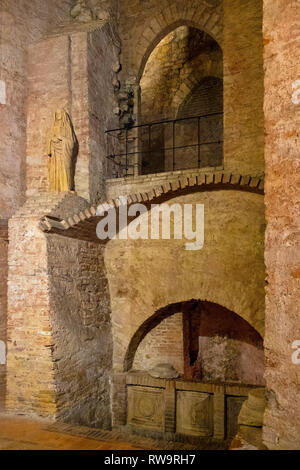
[123,300,264,441]
[138,25,223,175]
[125,299,264,387]
[106,22,223,179]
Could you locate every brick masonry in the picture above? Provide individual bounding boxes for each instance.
[6,193,112,429]
[26,21,119,204]
[0,221,8,409]
[0,0,74,219]
[133,313,184,374]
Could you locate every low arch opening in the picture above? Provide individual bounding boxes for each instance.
[138,24,223,175]
[125,300,264,387]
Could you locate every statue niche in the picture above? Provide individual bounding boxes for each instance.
[47,109,78,192]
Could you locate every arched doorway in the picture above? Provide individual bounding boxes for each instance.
[121,299,264,442]
[138,25,223,174]
[125,299,264,386]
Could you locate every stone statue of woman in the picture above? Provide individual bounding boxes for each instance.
[47,109,78,192]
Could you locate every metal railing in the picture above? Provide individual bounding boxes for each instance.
[105,112,223,178]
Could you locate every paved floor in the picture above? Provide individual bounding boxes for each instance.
[0,414,227,450]
[0,415,144,450]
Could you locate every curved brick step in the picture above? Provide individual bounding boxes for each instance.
[39,172,264,242]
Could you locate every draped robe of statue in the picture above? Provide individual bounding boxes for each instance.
[47,109,78,192]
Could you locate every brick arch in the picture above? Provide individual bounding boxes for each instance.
[136,7,222,83]
[39,172,264,241]
[124,299,263,372]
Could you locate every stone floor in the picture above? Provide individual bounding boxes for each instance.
[0,413,232,450]
[0,414,217,450]
[0,414,145,450]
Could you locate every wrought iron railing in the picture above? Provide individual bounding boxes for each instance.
[105,112,223,178]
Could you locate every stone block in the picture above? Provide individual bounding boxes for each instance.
[127,386,165,431]
[176,390,213,437]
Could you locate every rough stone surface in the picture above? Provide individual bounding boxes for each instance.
[26,22,118,203]
[263,0,300,450]
[230,389,267,450]
[47,234,112,429]
[133,313,184,374]
[105,190,265,373]
[238,388,266,427]
[183,301,264,385]
[70,0,114,23]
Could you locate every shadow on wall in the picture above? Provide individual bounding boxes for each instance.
[127,300,264,387]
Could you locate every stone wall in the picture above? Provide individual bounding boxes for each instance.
[87,25,120,201]
[0,221,8,409]
[263,0,300,450]
[183,302,264,385]
[125,372,263,442]
[118,0,222,83]
[6,193,113,428]
[0,0,74,219]
[223,0,264,174]
[47,235,113,429]
[26,22,118,203]
[1,3,75,404]
[104,189,265,373]
[7,198,59,417]
[140,26,222,121]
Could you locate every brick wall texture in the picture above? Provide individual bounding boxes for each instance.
[0,0,74,219]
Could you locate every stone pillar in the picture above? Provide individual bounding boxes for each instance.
[6,198,58,417]
[263,0,300,449]
[6,193,113,429]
